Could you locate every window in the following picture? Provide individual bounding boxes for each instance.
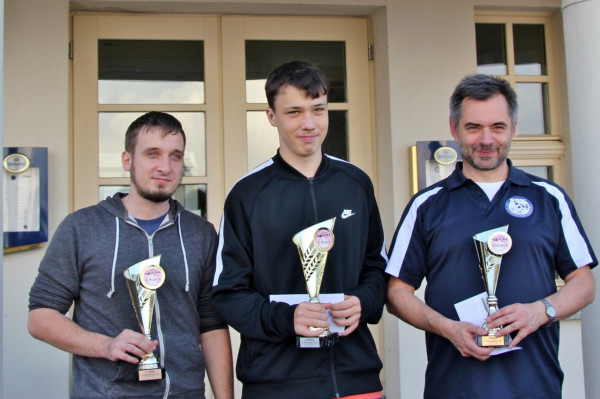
[475,11,566,185]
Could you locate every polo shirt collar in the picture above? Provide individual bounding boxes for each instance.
[447,158,531,191]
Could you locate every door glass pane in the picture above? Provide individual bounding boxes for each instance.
[99,184,207,218]
[98,40,205,104]
[516,83,549,134]
[245,41,346,103]
[247,111,278,170]
[518,166,552,180]
[476,24,507,75]
[513,24,547,75]
[324,111,347,160]
[246,110,347,171]
[99,112,206,177]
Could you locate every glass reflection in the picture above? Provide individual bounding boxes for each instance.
[516,83,548,135]
[99,112,206,177]
[518,166,551,180]
[247,111,278,170]
[246,110,347,171]
[99,184,207,218]
[513,25,547,76]
[245,41,346,103]
[476,24,507,75]
[98,40,205,104]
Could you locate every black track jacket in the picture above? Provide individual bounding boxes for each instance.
[212,151,388,399]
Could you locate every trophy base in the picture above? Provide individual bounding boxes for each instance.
[138,367,164,382]
[477,334,511,348]
[296,333,339,349]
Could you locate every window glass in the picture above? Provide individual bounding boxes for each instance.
[245,41,346,103]
[246,110,347,171]
[516,83,549,134]
[99,184,207,218]
[98,112,206,177]
[513,24,547,75]
[518,166,551,180]
[476,24,507,75]
[98,40,205,104]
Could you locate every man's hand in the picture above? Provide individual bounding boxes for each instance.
[293,302,330,336]
[327,295,361,336]
[106,329,158,363]
[388,277,493,361]
[485,301,547,348]
[442,320,494,361]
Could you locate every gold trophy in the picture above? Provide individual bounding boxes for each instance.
[293,217,339,348]
[124,255,166,381]
[473,226,512,347]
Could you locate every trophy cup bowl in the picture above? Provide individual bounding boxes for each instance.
[473,225,512,348]
[123,255,166,381]
[293,217,339,348]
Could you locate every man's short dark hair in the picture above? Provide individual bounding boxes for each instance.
[125,111,186,153]
[265,60,330,110]
[450,74,518,127]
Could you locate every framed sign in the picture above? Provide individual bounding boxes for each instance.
[3,147,48,253]
[409,140,461,195]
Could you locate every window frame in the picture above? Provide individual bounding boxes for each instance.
[475,10,567,187]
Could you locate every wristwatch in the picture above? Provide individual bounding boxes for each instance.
[541,298,557,327]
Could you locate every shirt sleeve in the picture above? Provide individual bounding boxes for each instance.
[197,229,228,333]
[346,177,388,324]
[29,214,82,313]
[211,189,296,342]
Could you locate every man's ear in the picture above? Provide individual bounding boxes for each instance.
[449,117,460,143]
[266,107,277,127]
[122,151,132,172]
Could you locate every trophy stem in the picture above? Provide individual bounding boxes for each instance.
[487,295,499,315]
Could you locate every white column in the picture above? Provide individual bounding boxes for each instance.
[562,1,600,398]
[0,0,5,394]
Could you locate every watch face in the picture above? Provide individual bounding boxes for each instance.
[547,306,557,318]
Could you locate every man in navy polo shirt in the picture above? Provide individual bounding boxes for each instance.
[386,74,596,398]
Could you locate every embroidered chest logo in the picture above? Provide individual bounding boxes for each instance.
[505,196,534,218]
[341,209,356,219]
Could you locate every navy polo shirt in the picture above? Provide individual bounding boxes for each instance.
[387,160,597,399]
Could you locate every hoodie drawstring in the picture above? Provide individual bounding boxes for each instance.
[106,216,120,298]
[106,213,190,297]
[177,213,191,292]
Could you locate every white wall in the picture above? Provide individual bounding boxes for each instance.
[1,0,593,398]
[0,0,4,390]
[2,0,71,397]
[562,1,600,398]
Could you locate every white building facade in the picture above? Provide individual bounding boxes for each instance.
[1,0,598,398]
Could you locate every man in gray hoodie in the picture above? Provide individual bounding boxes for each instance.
[28,111,233,398]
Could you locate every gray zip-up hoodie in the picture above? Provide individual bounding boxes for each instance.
[29,193,227,398]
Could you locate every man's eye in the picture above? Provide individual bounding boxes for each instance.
[171,153,183,160]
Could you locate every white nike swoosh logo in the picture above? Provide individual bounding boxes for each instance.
[341,211,355,219]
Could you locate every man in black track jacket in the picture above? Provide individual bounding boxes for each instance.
[212,60,388,399]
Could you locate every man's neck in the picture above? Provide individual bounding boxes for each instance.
[121,192,170,220]
[462,162,509,183]
[280,150,323,178]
